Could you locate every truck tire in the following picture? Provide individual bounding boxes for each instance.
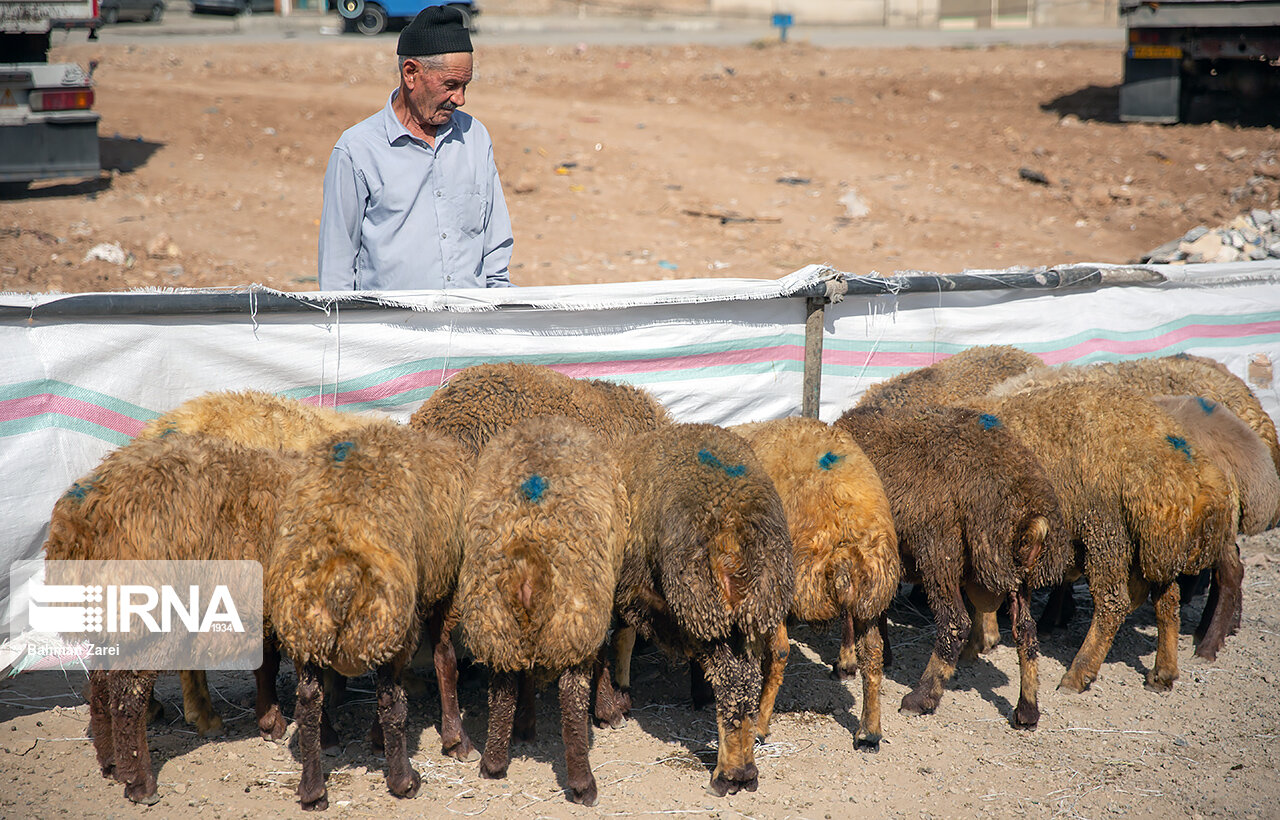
[338,0,363,18]
[147,2,163,21]
[354,3,386,35]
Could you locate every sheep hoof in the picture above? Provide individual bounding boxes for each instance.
[709,773,758,797]
[124,784,161,806]
[1192,645,1220,663]
[854,733,881,753]
[300,793,329,812]
[479,760,508,780]
[258,706,287,741]
[1056,674,1088,694]
[829,665,856,682]
[195,717,225,738]
[99,763,116,779]
[145,696,165,724]
[1144,672,1175,693]
[568,778,598,807]
[1011,703,1039,731]
[443,739,479,762]
[898,695,936,717]
[388,769,421,799]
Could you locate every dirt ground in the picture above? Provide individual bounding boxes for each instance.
[2,37,1278,293]
[0,531,1277,819]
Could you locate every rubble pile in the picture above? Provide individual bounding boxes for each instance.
[1142,209,1280,265]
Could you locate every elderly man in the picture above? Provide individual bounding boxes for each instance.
[318,5,514,290]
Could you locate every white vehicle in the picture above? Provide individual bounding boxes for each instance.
[0,0,101,185]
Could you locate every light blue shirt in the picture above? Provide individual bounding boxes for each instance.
[318,90,515,291]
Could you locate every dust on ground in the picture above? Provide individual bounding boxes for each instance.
[2,38,1278,293]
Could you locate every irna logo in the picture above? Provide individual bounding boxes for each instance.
[28,579,244,635]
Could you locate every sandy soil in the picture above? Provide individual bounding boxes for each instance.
[2,38,1278,293]
[1,530,1278,819]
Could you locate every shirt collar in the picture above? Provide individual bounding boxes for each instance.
[382,88,458,146]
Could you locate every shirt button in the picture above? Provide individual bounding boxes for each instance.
[435,190,443,197]
[440,232,447,239]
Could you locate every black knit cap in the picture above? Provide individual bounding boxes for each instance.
[397,5,473,56]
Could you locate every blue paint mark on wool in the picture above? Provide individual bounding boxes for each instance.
[1196,396,1217,415]
[521,474,547,503]
[979,413,1002,430]
[818,451,844,471]
[65,477,98,500]
[1167,435,1193,461]
[699,449,747,477]
[331,441,355,462]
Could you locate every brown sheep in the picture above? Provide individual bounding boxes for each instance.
[135,388,373,742]
[1151,395,1280,660]
[731,417,900,751]
[457,416,629,806]
[975,382,1235,693]
[856,344,1044,410]
[266,419,473,811]
[835,405,1068,728]
[45,432,299,804]
[409,362,671,456]
[610,423,794,796]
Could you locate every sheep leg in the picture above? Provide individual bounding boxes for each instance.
[296,662,328,811]
[690,663,715,711]
[877,612,894,669]
[1195,543,1243,661]
[1058,564,1141,694]
[612,625,636,715]
[756,623,789,740]
[514,671,537,741]
[592,641,627,729]
[831,609,858,680]
[848,614,885,751]
[1037,582,1076,633]
[479,670,518,780]
[1147,580,1181,692]
[179,670,224,737]
[961,584,1003,662]
[375,662,421,800]
[900,583,969,717]
[700,644,761,797]
[88,670,115,778]
[1008,582,1040,730]
[426,607,477,761]
[256,634,287,741]
[321,671,343,756]
[111,670,160,805]
[559,659,598,806]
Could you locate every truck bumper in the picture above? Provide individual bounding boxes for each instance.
[0,114,101,183]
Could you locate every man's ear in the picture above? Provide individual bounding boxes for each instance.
[400,59,420,88]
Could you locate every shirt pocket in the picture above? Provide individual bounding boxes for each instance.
[447,186,486,238]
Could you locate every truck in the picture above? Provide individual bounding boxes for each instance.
[1118,0,1280,123]
[330,0,476,37]
[0,0,101,185]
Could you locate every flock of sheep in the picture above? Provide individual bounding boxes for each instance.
[42,348,1280,809]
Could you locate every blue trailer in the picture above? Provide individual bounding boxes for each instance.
[330,0,476,36]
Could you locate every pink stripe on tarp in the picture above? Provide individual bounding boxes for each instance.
[0,394,146,437]
[823,350,955,369]
[1037,320,1280,365]
[300,345,807,407]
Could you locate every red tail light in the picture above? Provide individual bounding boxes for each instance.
[30,89,95,111]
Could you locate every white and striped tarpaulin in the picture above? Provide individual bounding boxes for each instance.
[2,260,1278,663]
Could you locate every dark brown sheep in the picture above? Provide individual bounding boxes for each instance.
[409,362,671,456]
[976,382,1235,693]
[856,344,1044,410]
[611,423,794,796]
[836,405,1068,728]
[732,417,900,750]
[266,419,473,811]
[45,433,299,805]
[1152,395,1280,660]
[458,416,629,806]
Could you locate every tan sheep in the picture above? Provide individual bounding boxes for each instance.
[1151,395,1280,660]
[835,405,1068,728]
[409,362,671,456]
[458,416,629,806]
[609,423,794,796]
[46,432,299,805]
[731,417,899,750]
[136,388,373,742]
[266,419,473,811]
[976,382,1235,693]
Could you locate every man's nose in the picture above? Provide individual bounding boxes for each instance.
[451,88,466,107]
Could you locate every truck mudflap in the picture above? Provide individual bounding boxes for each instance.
[0,112,99,182]
[1119,53,1182,123]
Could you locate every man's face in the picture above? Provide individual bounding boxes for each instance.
[404,52,473,128]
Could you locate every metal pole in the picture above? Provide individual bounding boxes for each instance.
[802,295,825,419]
